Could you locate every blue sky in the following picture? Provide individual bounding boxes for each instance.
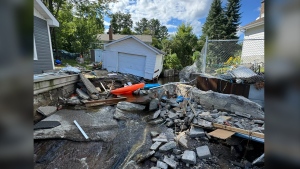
[104,0,262,38]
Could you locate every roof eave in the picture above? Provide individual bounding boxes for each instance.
[34,0,59,27]
[104,35,164,55]
[240,20,264,30]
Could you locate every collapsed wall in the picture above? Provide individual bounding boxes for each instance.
[150,83,264,119]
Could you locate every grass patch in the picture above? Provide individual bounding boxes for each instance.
[55,58,93,70]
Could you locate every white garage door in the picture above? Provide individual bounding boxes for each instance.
[118,52,146,77]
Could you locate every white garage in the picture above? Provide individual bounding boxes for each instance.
[102,35,165,80]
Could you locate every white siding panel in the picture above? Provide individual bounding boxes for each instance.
[103,51,118,72]
[241,25,264,64]
[105,38,157,79]
[153,54,163,78]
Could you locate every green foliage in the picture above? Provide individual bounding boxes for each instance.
[134,18,169,49]
[163,53,182,70]
[134,18,148,34]
[163,23,198,68]
[225,0,241,39]
[109,12,133,34]
[48,0,107,55]
[201,0,227,40]
[192,51,201,62]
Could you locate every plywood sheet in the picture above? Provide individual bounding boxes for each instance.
[208,129,235,139]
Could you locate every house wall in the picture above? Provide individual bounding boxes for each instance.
[154,54,163,78]
[241,25,264,64]
[104,38,156,79]
[34,16,54,74]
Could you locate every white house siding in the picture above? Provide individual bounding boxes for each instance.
[241,25,264,64]
[103,50,118,72]
[105,38,156,79]
[153,54,163,78]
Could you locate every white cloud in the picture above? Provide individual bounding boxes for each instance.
[104,20,110,26]
[108,0,212,35]
[165,24,178,29]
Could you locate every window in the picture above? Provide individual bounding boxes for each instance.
[34,36,38,60]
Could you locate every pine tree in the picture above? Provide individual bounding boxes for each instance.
[225,0,241,39]
[201,0,227,40]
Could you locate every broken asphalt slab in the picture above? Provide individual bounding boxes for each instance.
[117,101,146,111]
[34,106,118,142]
[37,106,57,116]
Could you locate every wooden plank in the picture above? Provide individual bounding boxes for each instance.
[208,129,235,139]
[85,97,126,107]
[79,73,99,94]
[212,123,264,139]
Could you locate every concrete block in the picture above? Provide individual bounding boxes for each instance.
[150,142,162,150]
[159,141,176,152]
[182,150,196,164]
[196,145,211,159]
[37,106,57,116]
[163,156,177,169]
[157,160,168,169]
[152,134,168,142]
[189,126,205,137]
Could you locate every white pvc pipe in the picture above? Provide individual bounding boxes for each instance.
[74,120,89,139]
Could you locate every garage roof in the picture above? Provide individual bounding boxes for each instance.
[104,35,165,55]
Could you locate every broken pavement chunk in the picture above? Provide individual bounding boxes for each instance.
[235,111,251,118]
[117,101,145,111]
[157,160,168,169]
[196,145,211,159]
[150,131,159,137]
[150,142,162,150]
[153,110,161,119]
[176,132,188,148]
[197,119,213,128]
[136,150,155,163]
[182,150,196,165]
[163,156,177,169]
[159,141,177,152]
[37,106,57,116]
[152,134,168,142]
[148,118,164,125]
[234,122,244,129]
[189,126,205,138]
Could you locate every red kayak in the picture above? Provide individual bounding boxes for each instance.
[111,83,145,95]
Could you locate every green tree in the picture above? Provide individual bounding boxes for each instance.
[109,12,133,34]
[134,18,168,49]
[134,18,148,34]
[164,53,182,70]
[225,0,241,39]
[164,23,198,67]
[201,0,227,40]
[53,1,106,55]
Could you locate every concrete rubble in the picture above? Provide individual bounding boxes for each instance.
[34,79,265,168]
[34,106,118,142]
[117,101,146,111]
[129,83,265,167]
[37,106,57,117]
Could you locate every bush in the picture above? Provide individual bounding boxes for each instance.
[163,53,183,70]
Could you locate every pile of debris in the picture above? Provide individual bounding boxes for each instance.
[131,83,264,168]
[59,72,150,108]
